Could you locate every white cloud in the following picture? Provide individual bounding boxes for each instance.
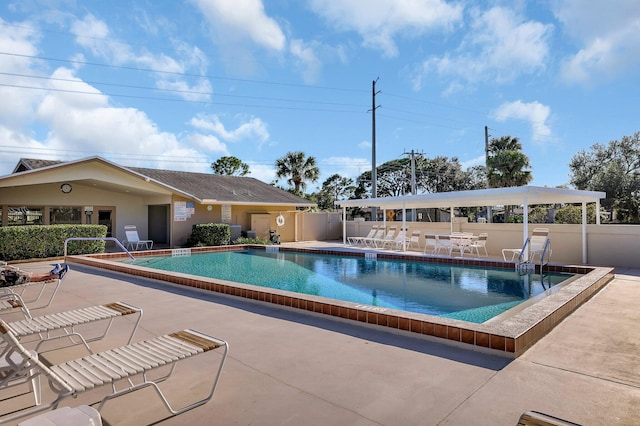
[0,18,45,129]
[289,39,322,84]
[309,0,462,57]
[358,140,372,150]
[492,100,552,143]
[190,0,286,51]
[460,155,485,170]
[245,162,276,183]
[70,14,211,101]
[189,114,270,147]
[185,133,228,154]
[419,6,552,91]
[553,0,640,84]
[320,156,370,182]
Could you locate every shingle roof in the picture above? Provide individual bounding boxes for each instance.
[12,157,313,206]
[129,166,313,205]
[13,158,64,173]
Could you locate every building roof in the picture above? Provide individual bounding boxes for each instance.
[8,157,314,207]
[129,166,311,205]
[13,158,63,173]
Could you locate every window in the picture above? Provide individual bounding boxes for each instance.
[50,207,81,224]
[8,207,44,226]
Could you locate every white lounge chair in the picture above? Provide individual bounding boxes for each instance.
[347,225,378,246]
[0,264,69,319]
[362,227,386,247]
[371,226,398,248]
[502,228,551,262]
[0,320,228,424]
[122,225,153,251]
[8,301,142,353]
[388,228,408,250]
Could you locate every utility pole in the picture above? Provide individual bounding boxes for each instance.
[370,78,381,220]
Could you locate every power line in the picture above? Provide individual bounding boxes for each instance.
[0,51,368,94]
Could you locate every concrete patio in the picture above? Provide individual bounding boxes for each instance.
[2,259,640,425]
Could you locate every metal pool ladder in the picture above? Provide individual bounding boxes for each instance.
[64,237,135,261]
[516,236,551,275]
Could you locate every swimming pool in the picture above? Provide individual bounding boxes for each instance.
[123,249,571,323]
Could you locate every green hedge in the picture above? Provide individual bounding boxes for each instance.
[186,223,231,247]
[0,224,107,261]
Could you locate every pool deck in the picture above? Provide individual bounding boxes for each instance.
[2,253,640,425]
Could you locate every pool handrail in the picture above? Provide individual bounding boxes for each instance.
[64,237,135,261]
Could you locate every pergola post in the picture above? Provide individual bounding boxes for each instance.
[582,202,588,264]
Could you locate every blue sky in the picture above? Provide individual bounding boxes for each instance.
[1,0,638,192]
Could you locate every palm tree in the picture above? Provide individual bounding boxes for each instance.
[486,136,532,188]
[275,151,320,194]
[486,136,532,222]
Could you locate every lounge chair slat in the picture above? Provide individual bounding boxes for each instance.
[52,363,94,392]
[101,348,149,372]
[60,360,106,388]
[137,339,186,362]
[94,351,143,375]
[70,358,114,384]
[114,346,163,369]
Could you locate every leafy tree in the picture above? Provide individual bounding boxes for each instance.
[416,156,485,193]
[211,156,250,176]
[316,174,355,211]
[569,131,640,222]
[275,151,320,194]
[528,206,549,223]
[554,204,597,224]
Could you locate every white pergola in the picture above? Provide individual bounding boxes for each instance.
[336,185,606,263]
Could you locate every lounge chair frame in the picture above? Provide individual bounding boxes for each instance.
[122,225,154,251]
[0,321,228,424]
[0,269,64,318]
[8,301,143,354]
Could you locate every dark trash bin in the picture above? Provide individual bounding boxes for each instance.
[269,230,281,245]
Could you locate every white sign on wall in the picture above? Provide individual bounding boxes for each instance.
[221,205,232,223]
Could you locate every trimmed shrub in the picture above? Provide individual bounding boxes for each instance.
[232,237,271,245]
[0,224,107,261]
[186,223,231,247]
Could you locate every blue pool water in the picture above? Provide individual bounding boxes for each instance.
[125,249,572,323]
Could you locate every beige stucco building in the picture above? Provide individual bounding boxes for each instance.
[0,157,316,247]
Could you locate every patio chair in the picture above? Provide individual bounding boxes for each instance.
[347,225,378,246]
[423,234,437,254]
[0,264,69,319]
[122,225,154,251]
[407,230,421,250]
[434,235,454,256]
[468,233,489,257]
[0,320,229,424]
